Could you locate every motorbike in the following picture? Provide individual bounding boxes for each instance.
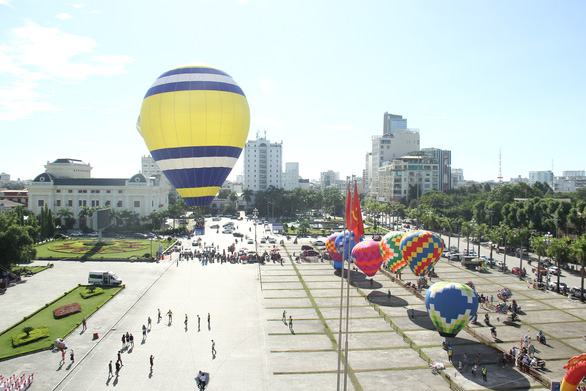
[531,359,546,369]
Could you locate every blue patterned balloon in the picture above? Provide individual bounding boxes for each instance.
[425,281,479,338]
[335,231,362,259]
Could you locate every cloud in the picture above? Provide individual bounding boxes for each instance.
[0,0,14,7]
[324,124,364,133]
[0,21,134,120]
[56,13,72,20]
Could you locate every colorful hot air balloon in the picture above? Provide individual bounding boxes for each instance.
[138,65,250,206]
[335,231,362,259]
[326,233,343,269]
[400,230,443,276]
[382,231,407,273]
[425,281,479,338]
[352,240,384,277]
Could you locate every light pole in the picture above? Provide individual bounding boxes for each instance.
[253,208,258,254]
[470,219,476,256]
[543,232,552,285]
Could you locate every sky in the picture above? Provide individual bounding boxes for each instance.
[1,0,585,184]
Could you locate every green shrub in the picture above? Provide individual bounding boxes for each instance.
[80,287,104,299]
[143,253,151,258]
[12,326,50,347]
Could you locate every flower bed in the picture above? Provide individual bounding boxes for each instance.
[53,302,82,319]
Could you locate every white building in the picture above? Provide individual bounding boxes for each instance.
[528,171,554,187]
[421,148,452,192]
[320,170,339,189]
[0,172,10,183]
[451,168,464,189]
[243,133,283,191]
[27,159,168,228]
[378,156,440,202]
[283,162,300,191]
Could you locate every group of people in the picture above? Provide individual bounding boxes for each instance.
[452,351,487,382]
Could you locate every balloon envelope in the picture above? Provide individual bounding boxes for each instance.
[138,65,250,206]
[382,231,407,273]
[400,230,443,276]
[352,240,383,277]
[425,281,479,338]
[335,231,361,259]
[326,233,343,269]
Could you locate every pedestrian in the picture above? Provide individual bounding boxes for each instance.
[463,353,468,372]
[282,310,287,324]
[117,350,123,366]
[70,349,75,364]
[448,347,453,363]
[410,308,415,319]
[150,355,154,371]
[198,314,201,331]
[129,333,134,348]
[108,360,113,377]
[370,278,373,287]
[126,332,130,345]
[60,348,66,365]
[115,361,121,376]
[143,325,147,341]
[289,315,293,331]
[207,313,211,329]
[211,339,216,357]
[185,314,188,330]
[387,289,391,299]
[158,308,161,323]
[82,318,87,331]
[482,366,487,382]
[490,295,494,305]
[167,309,173,324]
[122,333,126,347]
[148,316,152,330]
[476,353,481,366]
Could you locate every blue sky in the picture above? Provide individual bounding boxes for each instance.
[1,0,585,184]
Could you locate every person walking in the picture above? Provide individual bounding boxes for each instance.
[129,333,134,348]
[142,325,147,341]
[158,308,161,323]
[410,308,415,319]
[282,310,287,324]
[147,316,152,330]
[122,334,126,348]
[150,355,154,371]
[289,315,293,332]
[70,349,75,364]
[482,366,487,382]
[197,314,201,331]
[108,360,113,377]
[448,347,453,363]
[207,313,211,330]
[167,309,173,324]
[82,318,87,331]
[60,348,66,366]
[211,339,216,358]
[185,314,189,330]
[387,289,391,299]
[117,350,123,367]
[115,360,121,377]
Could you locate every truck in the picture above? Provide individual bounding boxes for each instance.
[88,271,122,285]
[461,256,484,270]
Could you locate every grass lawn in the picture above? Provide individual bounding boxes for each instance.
[35,239,171,259]
[0,285,123,360]
[11,264,52,274]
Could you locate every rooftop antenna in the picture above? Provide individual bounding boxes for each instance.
[497,149,503,183]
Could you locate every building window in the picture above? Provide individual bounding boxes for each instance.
[68,190,73,193]
[105,200,111,206]
[134,201,140,208]
[56,200,61,207]
[79,200,87,207]
[68,200,73,207]
[56,190,61,193]
[118,190,123,194]
[91,200,100,207]
[117,201,123,208]
[38,200,45,207]
[106,190,111,194]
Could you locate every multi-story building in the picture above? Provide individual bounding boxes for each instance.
[383,112,407,135]
[421,148,452,192]
[0,172,10,183]
[451,168,464,189]
[563,170,585,177]
[320,170,339,189]
[283,162,300,191]
[27,158,168,229]
[377,155,439,202]
[528,171,554,187]
[243,133,282,191]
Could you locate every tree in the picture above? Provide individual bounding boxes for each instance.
[242,188,253,210]
[57,207,75,230]
[461,222,472,254]
[547,237,570,292]
[217,189,231,199]
[0,213,37,269]
[570,235,586,302]
[530,235,548,283]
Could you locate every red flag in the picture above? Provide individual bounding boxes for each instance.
[351,182,364,239]
[345,183,352,231]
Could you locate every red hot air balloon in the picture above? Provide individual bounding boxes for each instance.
[352,240,384,277]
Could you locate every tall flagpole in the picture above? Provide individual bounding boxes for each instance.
[336,179,350,390]
[343,176,355,390]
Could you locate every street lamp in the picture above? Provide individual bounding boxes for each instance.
[253,208,259,254]
[470,219,476,255]
[542,232,553,285]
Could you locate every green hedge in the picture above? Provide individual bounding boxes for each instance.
[80,287,104,299]
[12,326,50,347]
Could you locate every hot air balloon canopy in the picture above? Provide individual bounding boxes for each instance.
[352,240,384,277]
[326,233,343,269]
[138,65,250,206]
[425,281,479,338]
[400,230,443,276]
[382,231,407,273]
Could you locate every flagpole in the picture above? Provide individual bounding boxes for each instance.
[336,179,350,390]
[343,176,355,391]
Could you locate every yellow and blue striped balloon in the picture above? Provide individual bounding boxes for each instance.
[137,65,250,206]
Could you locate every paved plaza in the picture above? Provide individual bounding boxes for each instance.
[1,224,586,390]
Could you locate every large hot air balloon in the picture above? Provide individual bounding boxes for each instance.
[138,65,250,206]
[382,231,407,273]
[425,281,479,338]
[352,240,384,277]
[326,233,343,269]
[335,231,362,259]
[400,230,443,276]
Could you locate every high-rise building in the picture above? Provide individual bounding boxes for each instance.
[528,171,554,186]
[377,155,440,202]
[283,162,300,191]
[451,168,464,188]
[243,133,282,191]
[320,170,339,189]
[141,155,173,189]
[383,112,407,135]
[421,148,452,191]
[563,170,585,177]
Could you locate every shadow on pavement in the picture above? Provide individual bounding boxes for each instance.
[366,290,408,308]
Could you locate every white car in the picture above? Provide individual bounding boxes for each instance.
[548,266,559,275]
[88,232,99,237]
[313,240,326,246]
[268,238,277,244]
[247,239,254,245]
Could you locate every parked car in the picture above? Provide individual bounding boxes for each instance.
[88,232,99,237]
[233,232,244,238]
[313,240,326,246]
[301,245,313,251]
[372,235,382,242]
[209,224,220,229]
[512,267,526,276]
[222,229,233,234]
[70,231,83,237]
[570,287,584,299]
[247,239,254,244]
[268,237,277,244]
[442,252,452,259]
[549,281,567,292]
[301,250,320,257]
[532,266,548,275]
[548,266,560,275]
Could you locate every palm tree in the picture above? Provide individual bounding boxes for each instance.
[570,235,586,302]
[547,237,570,293]
[485,227,501,261]
[442,217,456,250]
[242,188,253,207]
[530,235,548,284]
[229,191,238,209]
[461,222,472,254]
